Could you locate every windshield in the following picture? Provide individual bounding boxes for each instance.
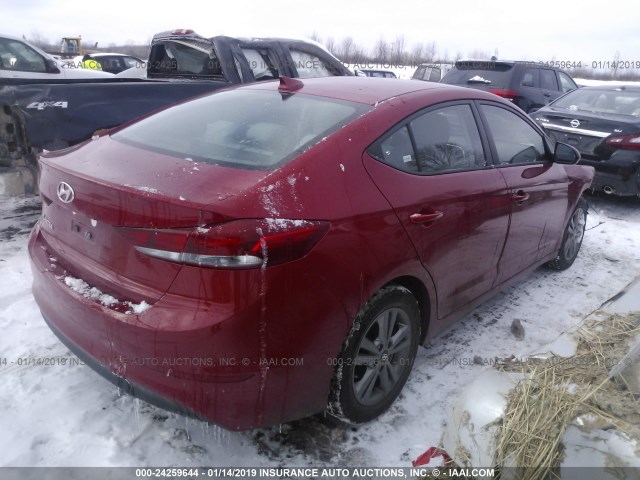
[441,62,513,87]
[112,89,370,169]
[0,37,46,72]
[552,88,640,116]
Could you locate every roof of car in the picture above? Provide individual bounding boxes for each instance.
[243,76,505,105]
[453,59,571,71]
[88,53,138,58]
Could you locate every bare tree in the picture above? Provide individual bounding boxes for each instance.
[309,31,322,43]
[28,30,51,50]
[611,50,621,78]
[373,36,389,63]
[351,44,367,64]
[324,36,336,55]
[340,36,354,62]
[424,41,437,62]
[468,49,491,60]
[392,35,405,64]
[410,42,424,65]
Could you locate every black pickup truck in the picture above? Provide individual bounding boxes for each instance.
[0,30,351,195]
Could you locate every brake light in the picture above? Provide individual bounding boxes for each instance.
[488,89,518,100]
[119,219,329,269]
[604,134,640,151]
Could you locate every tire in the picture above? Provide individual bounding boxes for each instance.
[327,285,420,424]
[547,197,588,270]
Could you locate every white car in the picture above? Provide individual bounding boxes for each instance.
[70,53,143,74]
[0,35,112,79]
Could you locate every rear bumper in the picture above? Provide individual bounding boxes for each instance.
[28,222,341,430]
[42,312,205,421]
[580,152,640,196]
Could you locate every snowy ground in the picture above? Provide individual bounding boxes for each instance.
[574,78,640,87]
[1,193,640,467]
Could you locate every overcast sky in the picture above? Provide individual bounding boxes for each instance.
[3,0,638,66]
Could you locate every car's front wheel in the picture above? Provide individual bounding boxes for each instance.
[327,285,420,424]
[547,197,588,270]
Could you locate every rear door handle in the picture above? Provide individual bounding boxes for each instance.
[510,191,530,203]
[410,211,444,224]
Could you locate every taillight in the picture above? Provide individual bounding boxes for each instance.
[488,89,518,101]
[119,219,329,269]
[604,134,640,151]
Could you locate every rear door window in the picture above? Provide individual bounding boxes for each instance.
[412,66,426,80]
[123,56,140,69]
[369,104,487,174]
[149,41,222,77]
[427,67,442,82]
[557,71,577,93]
[521,68,539,87]
[540,69,559,91]
[480,104,547,165]
[241,47,280,81]
[289,48,338,78]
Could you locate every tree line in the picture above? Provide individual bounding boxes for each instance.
[24,31,639,80]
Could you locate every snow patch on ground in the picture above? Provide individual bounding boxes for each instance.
[574,78,640,87]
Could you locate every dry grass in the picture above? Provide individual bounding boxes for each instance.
[494,312,640,480]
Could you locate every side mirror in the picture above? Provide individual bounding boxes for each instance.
[553,142,580,164]
[45,58,60,74]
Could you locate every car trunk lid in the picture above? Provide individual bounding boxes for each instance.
[534,108,639,158]
[37,137,269,303]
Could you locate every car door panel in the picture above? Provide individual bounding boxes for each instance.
[363,157,511,319]
[495,163,570,283]
[477,102,570,284]
[362,102,512,320]
[540,68,561,105]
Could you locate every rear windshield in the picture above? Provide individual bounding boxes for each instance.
[148,41,222,77]
[441,62,513,87]
[112,89,370,169]
[552,88,640,116]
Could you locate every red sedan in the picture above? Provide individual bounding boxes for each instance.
[29,77,593,430]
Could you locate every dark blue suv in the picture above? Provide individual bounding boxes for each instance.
[441,60,578,113]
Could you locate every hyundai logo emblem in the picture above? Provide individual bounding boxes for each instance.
[570,119,580,128]
[57,182,75,203]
